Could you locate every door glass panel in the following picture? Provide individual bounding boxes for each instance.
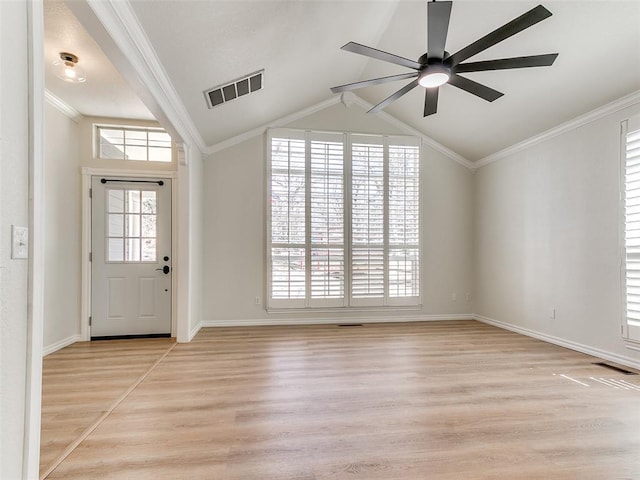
[126,238,141,262]
[108,189,124,213]
[108,238,124,262]
[106,188,157,263]
[141,191,156,213]
[142,239,156,262]
[108,214,124,237]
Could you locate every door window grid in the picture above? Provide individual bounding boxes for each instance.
[107,189,157,263]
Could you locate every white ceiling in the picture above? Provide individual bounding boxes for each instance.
[44,0,154,120]
[46,0,640,162]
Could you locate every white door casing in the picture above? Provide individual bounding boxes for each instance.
[91,176,172,337]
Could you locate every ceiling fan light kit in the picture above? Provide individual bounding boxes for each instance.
[331,1,559,117]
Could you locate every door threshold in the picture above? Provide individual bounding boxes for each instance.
[91,333,172,341]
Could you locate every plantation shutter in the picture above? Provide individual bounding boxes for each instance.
[267,128,421,309]
[269,131,306,308]
[351,135,385,306]
[388,137,421,304]
[309,132,346,306]
[624,118,640,341]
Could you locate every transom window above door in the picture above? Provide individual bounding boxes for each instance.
[96,125,173,162]
[106,188,157,263]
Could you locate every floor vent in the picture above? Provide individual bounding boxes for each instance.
[593,362,638,375]
[204,70,264,109]
[338,323,363,327]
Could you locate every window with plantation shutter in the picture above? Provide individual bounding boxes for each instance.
[623,117,640,342]
[267,128,421,309]
[351,137,385,305]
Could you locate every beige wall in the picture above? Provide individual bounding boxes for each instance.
[474,102,640,366]
[43,103,82,350]
[203,102,475,324]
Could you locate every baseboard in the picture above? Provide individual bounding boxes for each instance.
[43,334,81,357]
[201,314,474,328]
[474,314,640,371]
[189,321,202,341]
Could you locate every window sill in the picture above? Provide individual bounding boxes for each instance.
[266,304,422,315]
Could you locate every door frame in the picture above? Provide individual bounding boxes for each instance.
[81,167,178,340]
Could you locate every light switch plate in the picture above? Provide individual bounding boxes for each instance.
[11,225,28,259]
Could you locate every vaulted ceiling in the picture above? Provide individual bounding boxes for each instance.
[46,0,640,162]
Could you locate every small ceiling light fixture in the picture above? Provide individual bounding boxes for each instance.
[53,52,86,83]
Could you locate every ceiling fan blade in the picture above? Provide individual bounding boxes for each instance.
[368,79,420,113]
[341,42,422,70]
[448,74,504,102]
[428,1,453,60]
[446,5,553,66]
[424,87,439,117]
[455,53,558,73]
[330,72,419,93]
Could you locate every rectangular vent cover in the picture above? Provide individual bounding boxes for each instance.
[204,70,264,109]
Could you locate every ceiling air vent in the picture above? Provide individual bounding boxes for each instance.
[204,70,264,109]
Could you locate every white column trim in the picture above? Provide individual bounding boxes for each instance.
[24,0,45,477]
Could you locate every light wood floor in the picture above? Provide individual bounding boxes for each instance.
[41,321,640,479]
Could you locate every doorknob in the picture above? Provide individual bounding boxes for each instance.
[155,265,171,274]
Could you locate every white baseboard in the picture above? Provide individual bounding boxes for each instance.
[43,334,81,357]
[189,321,202,341]
[201,313,474,328]
[475,314,640,371]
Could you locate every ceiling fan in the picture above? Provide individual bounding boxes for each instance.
[330,1,559,117]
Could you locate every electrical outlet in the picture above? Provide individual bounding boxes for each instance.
[255,296,261,305]
[451,293,457,302]
[550,308,556,319]
[465,292,471,302]
[11,225,28,259]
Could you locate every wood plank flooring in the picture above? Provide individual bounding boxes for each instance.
[41,321,640,479]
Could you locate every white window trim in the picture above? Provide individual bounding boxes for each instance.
[266,127,422,311]
[94,123,174,163]
[620,116,640,345]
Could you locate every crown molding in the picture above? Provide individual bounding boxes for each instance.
[206,96,342,155]
[85,0,207,153]
[44,90,82,122]
[349,95,473,169]
[207,93,473,169]
[475,89,640,168]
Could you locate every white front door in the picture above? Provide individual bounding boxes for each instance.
[91,176,172,338]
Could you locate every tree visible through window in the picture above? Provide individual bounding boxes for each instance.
[268,129,420,309]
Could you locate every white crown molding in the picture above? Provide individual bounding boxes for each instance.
[85,0,207,153]
[475,89,640,169]
[206,93,474,169]
[475,314,640,372]
[206,96,342,155]
[44,89,82,122]
[350,95,473,170]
